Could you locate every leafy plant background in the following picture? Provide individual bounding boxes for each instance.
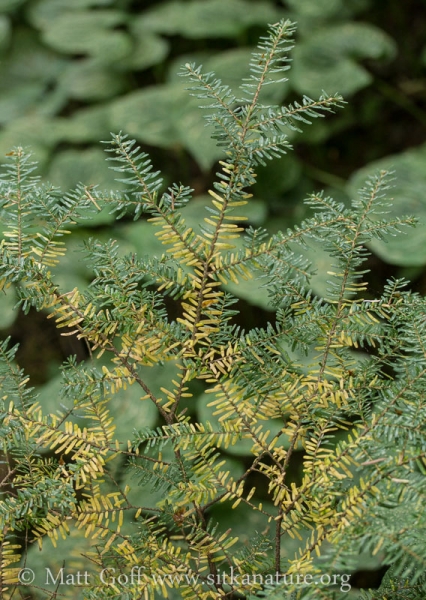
[0,0,425,597]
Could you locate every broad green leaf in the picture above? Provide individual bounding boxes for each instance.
[224,275,273,311]
[119,18,170,71]
[166,55,227,167]
[118,220,167,259]
[293,239,335,298]
[52,231,133,293]
[0,82,46,125]
[0,26,67,123]
[121,31,169,71]
[0,284,16,329]
[54,105,110,144]
[48,148,125,219]
[41,10,131,64]
[312,22,396,61]
[219,455,245,481]
[130,361,181,410]
[285,0,343,17]
[22,529,97,599]
[106,379,159,442]
[0,116,57,167]
[297,54,369,97]
[27,0,115,28]
[0,27,66,85]
[59,59,126,101]
[284,0,370,38]
[36,373,74,418]
[174,100,224,170]
[285,0,368,19]
[137,0,281,39]
[292,22,396,96]
[109,84,186,149]
[348,144,426,266]
[52,235,92,292]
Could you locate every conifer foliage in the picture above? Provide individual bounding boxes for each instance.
[0,19,425,600]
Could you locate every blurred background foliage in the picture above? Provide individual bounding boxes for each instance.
[1,0,425,271]
[0,0,424,292]
[1,0,426,596]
